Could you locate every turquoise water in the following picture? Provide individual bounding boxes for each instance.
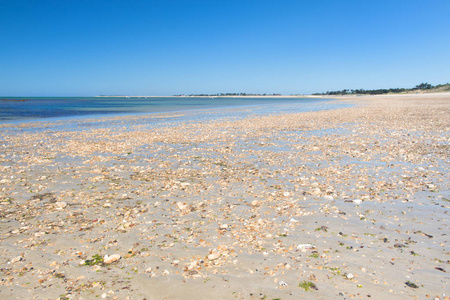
[0,96,337,123]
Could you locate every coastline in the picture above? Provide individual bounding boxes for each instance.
[94,90,450,99]
[95,95,311,98]
[0,93,449,299]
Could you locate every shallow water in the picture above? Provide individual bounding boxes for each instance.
[0,97,352,134]
[0,96,332,123]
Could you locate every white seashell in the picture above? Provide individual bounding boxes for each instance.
[56,201,67,209]
[207,253,221,260]
[251,200,260,207]
[297,244,315,250]
[279,280,288,286]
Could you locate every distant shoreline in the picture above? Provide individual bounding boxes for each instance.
[95,95,316,98]
[96,90,450,99]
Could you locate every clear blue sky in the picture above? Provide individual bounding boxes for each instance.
[1,0,449,96]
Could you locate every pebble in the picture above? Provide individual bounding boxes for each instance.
[187,261,197,270]
[10,256,23,264]
[103,254,121,264]
[56,201,67,209]
[207,253,221,261]
[297,244,315,250]
[251,200,260,207]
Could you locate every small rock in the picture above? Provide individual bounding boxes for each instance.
[297,244,315,251]
[187,261,198,270]
[279,280,288,286]
[311,188,321,195]
[251,200,260,207]
[103,254,121,264]
[10,256,23,264]
[56,201,67,209]
[177,202,189,211]
[219,224,228,229]
[123,222,132,228]
[207,253,221,261]
[49,261,58,267]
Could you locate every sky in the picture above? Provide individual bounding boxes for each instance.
[1,0,449,96]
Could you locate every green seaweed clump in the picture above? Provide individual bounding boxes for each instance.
[405,281,419,288]
[299,280,318,291]
[84,254,104,266]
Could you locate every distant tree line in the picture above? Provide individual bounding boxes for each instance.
[313,82,449,96]
[174,93,282,97]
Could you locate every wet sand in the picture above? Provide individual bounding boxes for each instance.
[0,93,449,299]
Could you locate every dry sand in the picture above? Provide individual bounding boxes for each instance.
[0,93,449,300]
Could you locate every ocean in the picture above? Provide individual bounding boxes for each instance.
[0,96,344,124]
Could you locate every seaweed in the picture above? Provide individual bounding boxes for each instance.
[298,280,318,291]
[405,281,419,288]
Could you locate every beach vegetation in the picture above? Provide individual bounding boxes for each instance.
[298,280,318,291]
[328,267,341,275]
[413,82,433,90]
[315,226,328,232]
[405,281,419,288]
[84,254,104,266]
[313,82,450,96]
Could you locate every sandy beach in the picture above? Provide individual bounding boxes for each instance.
[0,93,449,300]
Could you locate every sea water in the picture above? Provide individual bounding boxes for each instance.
[0,96,341,123]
